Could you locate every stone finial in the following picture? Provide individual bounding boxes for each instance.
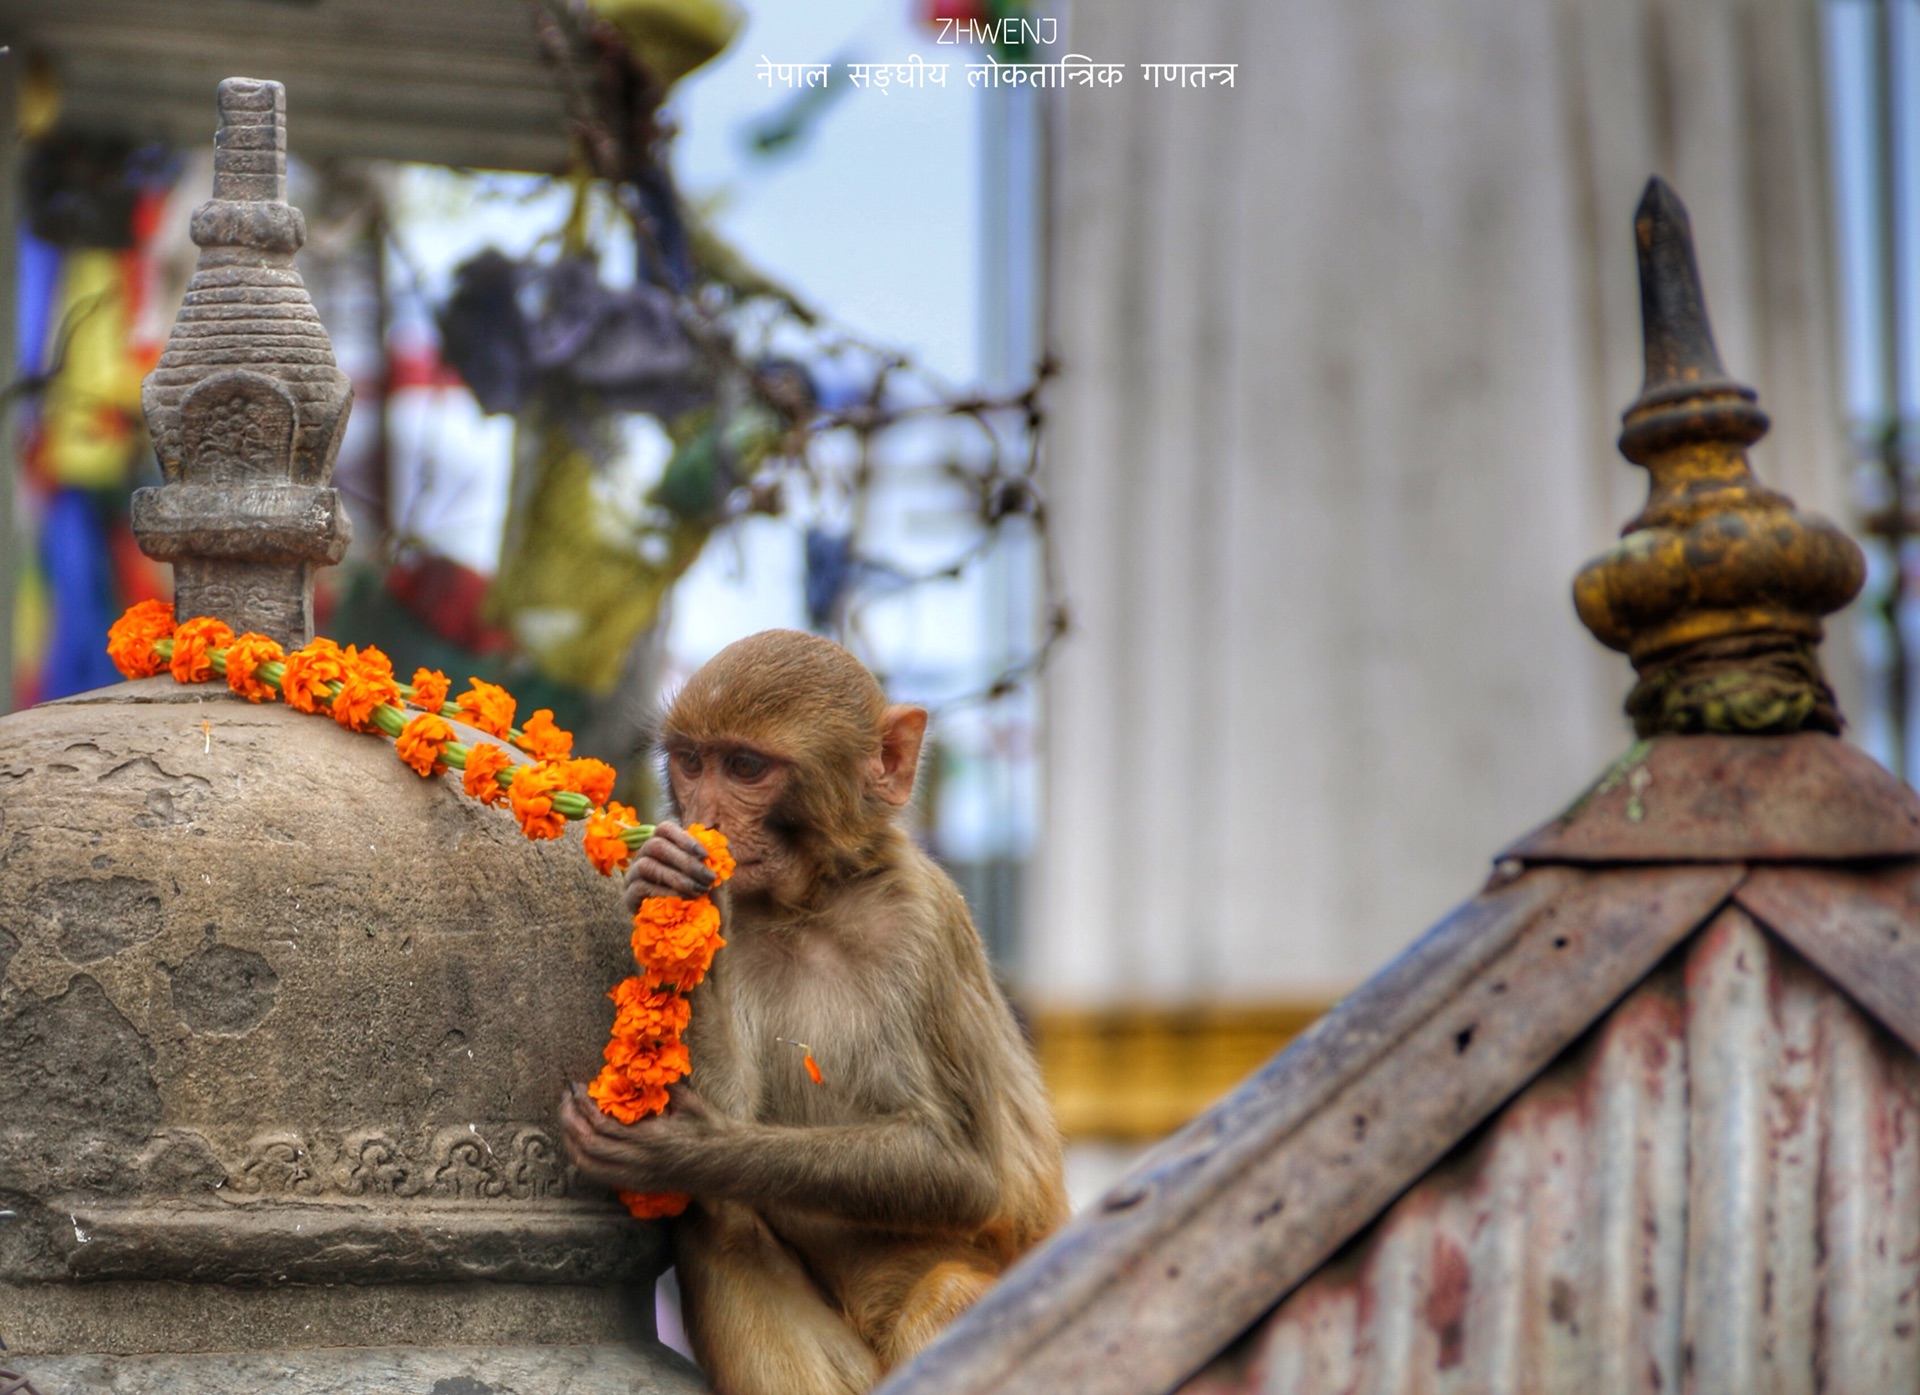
[1573,178,1864,737]
[134,77,352,648]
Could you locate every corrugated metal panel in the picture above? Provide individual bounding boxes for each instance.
[1179,906,1920,1394]
[0,0,580,171]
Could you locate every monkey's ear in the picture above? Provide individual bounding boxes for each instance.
[875,705,929,806]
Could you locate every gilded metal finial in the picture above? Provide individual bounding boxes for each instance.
[1573,177,1864,737]
[133,77,352,648]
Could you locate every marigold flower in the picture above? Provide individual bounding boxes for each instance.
[107,600,177,678]
[331,646,403,733]
[349,643,395,680]
[281,637,348,714]
[619,1189,691,1220]
[168,616,234,684]
[461,743,514,807]
[608,975,692,1040]
[563,757,617,808]
[456,678,516,739]
[606,1034,692,1087]
[631,895,726,989]
[222,633,285,702]
[397,712,456,778]
[585,802,641,876]
[686,824,736,884]
[516,708,574,761]
[508,760,570,841]
[409,667,451,714]
[588,1063,669,1123]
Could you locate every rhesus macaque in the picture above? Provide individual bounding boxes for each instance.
[558,629,1067,1395]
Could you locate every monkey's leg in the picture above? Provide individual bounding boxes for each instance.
[676,1199,883,1395]
[829,1243,1006,1373]
[864,1253,1001,1371]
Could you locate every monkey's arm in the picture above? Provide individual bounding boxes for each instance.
[560,1084,998,1231]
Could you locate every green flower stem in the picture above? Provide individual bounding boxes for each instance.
[164,641,609,824]
[619,825,659,848]
[394,686,466,725]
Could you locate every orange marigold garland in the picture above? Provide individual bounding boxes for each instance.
[517,708,574,761]
[224,633,286,703]
[456,678,516,739]
[562,757,618,809]
[396,713,456,778]
[408,667,451,714]
[280,637,348,714]
[610,973,694,1040]
[629,894,726,991]
[106,600,176,677]
[331,646,403,733]
[169,616,234,684]
[106,605,739,1226]
[685,823,736,883]
[508,760,572,841]
[588,822,734,1220]
[461,743,515,806]
[583,802,641,876]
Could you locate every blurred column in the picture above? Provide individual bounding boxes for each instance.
[941,76,1050,968]
[1032,0,1843,1020]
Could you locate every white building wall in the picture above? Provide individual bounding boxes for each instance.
[1031,0,1849,1005]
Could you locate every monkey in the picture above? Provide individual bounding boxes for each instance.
[558,629,1067,1395]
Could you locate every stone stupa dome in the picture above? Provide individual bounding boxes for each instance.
[0,78,695,1395]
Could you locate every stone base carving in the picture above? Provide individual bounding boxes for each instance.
[9,1340,707,1395]
[165,557,318,649]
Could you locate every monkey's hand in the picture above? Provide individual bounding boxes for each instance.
[559,1081,728,1194]
[623,820,719,912]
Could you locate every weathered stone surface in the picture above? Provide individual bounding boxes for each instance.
[0,680,671,1356]
[0,972,163,1194]
[37,876,166,962]
[10,1336,706,1395]
[171,943,280,1034]
[0,1279,663,1353]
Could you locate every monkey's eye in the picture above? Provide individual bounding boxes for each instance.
[672,749,703,776]
[725,751,771,782]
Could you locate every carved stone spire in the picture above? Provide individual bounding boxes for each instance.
[1573,177,1864,737]
[133,77,352,647]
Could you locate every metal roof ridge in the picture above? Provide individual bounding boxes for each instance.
[1502,733,1920,865]
[877,863,1746,1395]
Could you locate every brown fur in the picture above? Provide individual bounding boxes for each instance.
[559,631,1067,1395]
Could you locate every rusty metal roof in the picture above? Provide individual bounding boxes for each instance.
[1175,904,1920,1394]
[0,0,581,171]
[876,179,1920,1395]
[880,768,1920,1395]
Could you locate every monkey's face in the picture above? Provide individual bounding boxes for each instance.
[664,741,805,899]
